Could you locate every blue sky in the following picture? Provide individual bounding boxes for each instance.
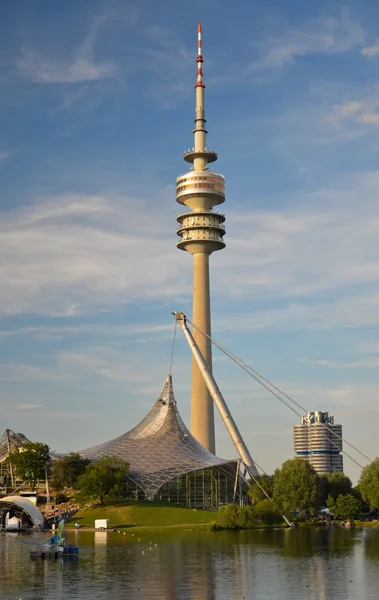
[1,0,378,483]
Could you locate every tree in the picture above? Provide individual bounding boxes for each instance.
[219,504,255,529]
[50,452,90,490]
[248,474,274,505]
[254,499,283,525]
[236,505,254,528]
[359,458,379,510]
[6,442,50,489]
[327,493,361,520]
[317,472,353,507]
[326,472,352,499]
[76,456,130,504]
[272,458,318,516]
[219,504,240,529]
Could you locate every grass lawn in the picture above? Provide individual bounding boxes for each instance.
[66,501,220,529]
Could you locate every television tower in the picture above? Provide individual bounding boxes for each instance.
[176,24,226,454]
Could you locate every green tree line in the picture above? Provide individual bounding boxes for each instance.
[6,443,130,505]
[220,457,379,528]
[6,443,379,516]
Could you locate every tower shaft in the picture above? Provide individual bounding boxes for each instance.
[191,252,215,452]
[176,25,226,454]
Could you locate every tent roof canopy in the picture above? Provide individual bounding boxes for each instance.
[0,496,44,527]
[80,375,240,499]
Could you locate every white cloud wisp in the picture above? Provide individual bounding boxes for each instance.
[17,14,116,83]
[1,169,379,333]
[251,10,364,71]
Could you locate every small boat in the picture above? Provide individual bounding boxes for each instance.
[30,520,79,559]
[30,543,79,559]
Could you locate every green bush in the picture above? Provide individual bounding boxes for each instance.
[254,499,283,525]
[236,505,254,528]
[220,504,241,529]
[209,520,222,531]
[55,492,70,505]
[219,504,257,529]
[327,493,361,520]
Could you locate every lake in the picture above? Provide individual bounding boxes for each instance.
[1,527,379,599]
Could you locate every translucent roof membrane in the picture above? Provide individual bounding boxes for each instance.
[80,375,239,499]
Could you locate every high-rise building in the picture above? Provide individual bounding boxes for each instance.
[176,25,226,454]
[294,411,343,474]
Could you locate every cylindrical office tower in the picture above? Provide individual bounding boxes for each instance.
[294,411,343,474]
[176,25,226,454]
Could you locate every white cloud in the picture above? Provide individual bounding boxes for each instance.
[361,39,379,56]
[1,168,379,329]
[332,100,364,118]
[142,26,193,108]
[355,340,379,355]
[250,9,364,71]
[213,293,379,334]
[357,111,379,124]
[58,349,159,384]
[0,322,174,341]
[298,357,379,369]
[0,364,57,382]
[225,92,370,169]
[17,14,116,83]
[332,98,379,127]
[0,193,185,316]
[19,403,43,411]
[51,85,89,112]
[18,52,116,83]
[219,174,379,301]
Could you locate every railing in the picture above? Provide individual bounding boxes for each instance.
[183,147,216,154]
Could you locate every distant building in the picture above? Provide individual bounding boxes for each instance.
[294,411,343,474]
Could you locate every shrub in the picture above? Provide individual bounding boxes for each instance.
[209,521,222,531]
[254,499,283,525]
[55,492,70,505]
[236,505,254,528]
[219,504,256,529]
[220,504,241,529]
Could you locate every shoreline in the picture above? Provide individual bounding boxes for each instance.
[60,521,379,533]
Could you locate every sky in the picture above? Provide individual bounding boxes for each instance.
[1,0,378,484]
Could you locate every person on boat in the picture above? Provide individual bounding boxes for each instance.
[48,533,65,546]
[49,534,58,545]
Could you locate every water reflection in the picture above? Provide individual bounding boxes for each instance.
[94,530,108,570]
[362,527,379,560]
[1,528,379,599]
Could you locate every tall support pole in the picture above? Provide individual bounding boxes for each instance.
[173,311,294,527]
[239,469,243,506]
[173,312,258,476]
[233,460,240,505]
[202,469,205,508]
[45,464,51,516]
[5,429,15,487]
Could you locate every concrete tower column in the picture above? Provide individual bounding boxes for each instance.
[191,252,214,452]
[176,25,226,454]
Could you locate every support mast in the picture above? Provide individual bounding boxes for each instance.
[5,429,15,487]
[172,312,258,474]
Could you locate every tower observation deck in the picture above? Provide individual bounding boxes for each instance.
[176,25,226,454]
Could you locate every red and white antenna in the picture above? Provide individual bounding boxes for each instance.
[196,23,205,88]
